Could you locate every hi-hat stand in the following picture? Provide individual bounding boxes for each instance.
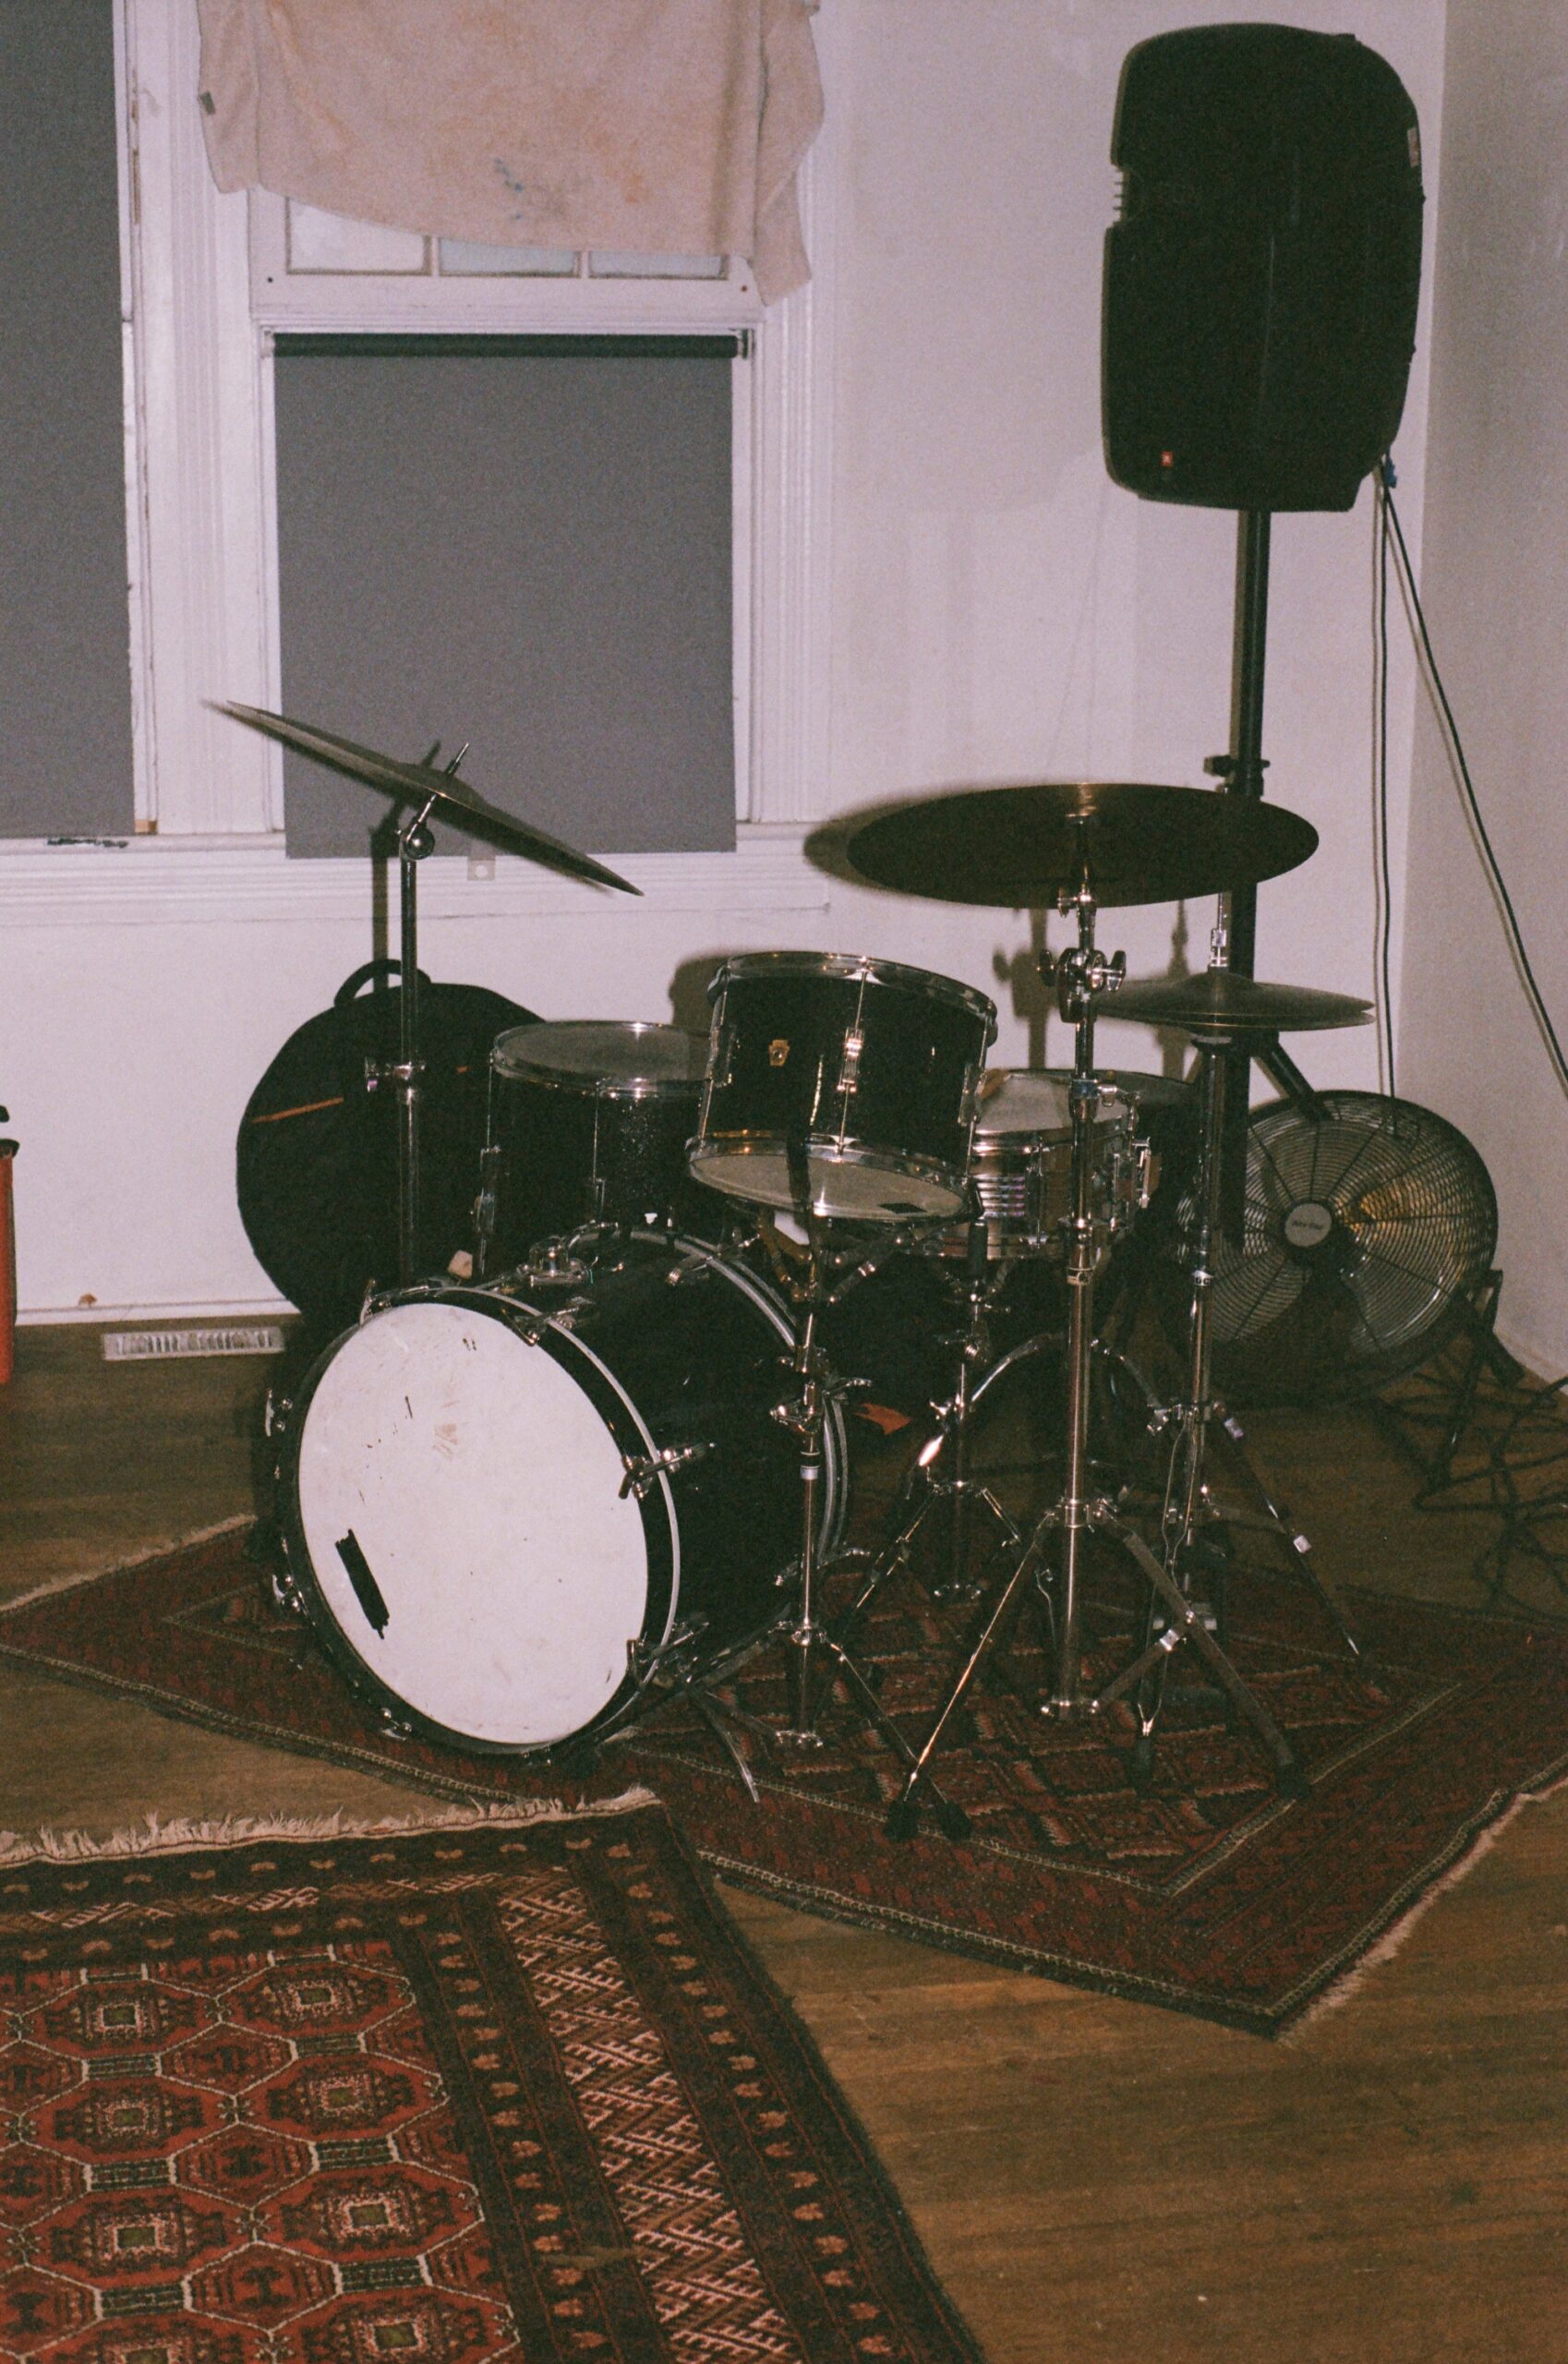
[886,837,1309,1835]
[1127,967,1369,1782]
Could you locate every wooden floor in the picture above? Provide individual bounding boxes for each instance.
[2,1321,1566,2364]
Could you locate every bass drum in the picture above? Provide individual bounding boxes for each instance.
[274,1236,847,1757]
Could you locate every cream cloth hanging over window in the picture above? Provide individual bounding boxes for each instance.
[195,0,823,303]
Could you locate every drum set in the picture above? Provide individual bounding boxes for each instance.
[230,704,1374,1833]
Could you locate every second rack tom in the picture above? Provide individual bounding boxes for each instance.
[691,951,996,1224]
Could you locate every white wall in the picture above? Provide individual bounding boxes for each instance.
[1400,0,1568,1376]
[826,0,1444,1084]
[4,0,1446,1320]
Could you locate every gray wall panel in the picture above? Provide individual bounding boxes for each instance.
[0,0,134,838]
[273,345,736,860]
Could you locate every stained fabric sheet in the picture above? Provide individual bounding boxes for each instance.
[195,0,823,302]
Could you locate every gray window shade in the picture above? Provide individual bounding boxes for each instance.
[0,0,133,838]
[272,338,737,860]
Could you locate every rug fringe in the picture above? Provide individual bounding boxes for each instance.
[0,1790,658,1869]
[0,1516,255,1616]
[1285,1761,1568,2040]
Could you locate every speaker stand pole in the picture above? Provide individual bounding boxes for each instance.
[1203,511,1315,1200]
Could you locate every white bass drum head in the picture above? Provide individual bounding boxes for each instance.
[292,1298,668,1750]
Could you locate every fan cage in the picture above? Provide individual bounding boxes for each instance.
[1160,1092,1498,1405]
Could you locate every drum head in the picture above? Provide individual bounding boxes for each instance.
[974,1071,1123,1141]
[491,1019,707,1096]
[290,1299,671,1750]
[689,1140,969,1224]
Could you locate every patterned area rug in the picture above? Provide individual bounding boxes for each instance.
[0,1808,980,2362]
[4,1527,1568,2033]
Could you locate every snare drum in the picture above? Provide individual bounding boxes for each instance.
[937,1067,1188,1258]
[690,952,996,1224]
[274,1235,847,1756]
[486,1020,709,1258]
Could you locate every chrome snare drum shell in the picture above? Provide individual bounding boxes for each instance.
[933,1067,1186,1258]
[690,950,996,1224]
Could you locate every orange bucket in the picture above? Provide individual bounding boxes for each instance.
[0,1125,16,1386]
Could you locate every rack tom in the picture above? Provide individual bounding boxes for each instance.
[486,1020,709,1259]
[691,952,996,1224]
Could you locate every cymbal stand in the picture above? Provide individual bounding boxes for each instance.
[390,799,436,1285]
[886,841,1308,1837]
[658,1145,971,1838]
[1129,989,1367,1780]
[374,748,468,1286]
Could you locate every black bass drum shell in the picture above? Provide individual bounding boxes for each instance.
[237,959,537,1339]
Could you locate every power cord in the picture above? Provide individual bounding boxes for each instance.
[1372,467,1396,1094]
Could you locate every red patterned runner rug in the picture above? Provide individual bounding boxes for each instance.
[0,1805,982,2362]
[4,1527,1568,2034]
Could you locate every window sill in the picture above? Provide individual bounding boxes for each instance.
[0,826,829,926]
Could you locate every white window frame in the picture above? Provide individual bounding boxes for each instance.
[0,0,833,923]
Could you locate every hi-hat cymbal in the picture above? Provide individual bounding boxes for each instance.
[217,703,640,895]
[845,781,1317,908]
[1112,971,1371,1037]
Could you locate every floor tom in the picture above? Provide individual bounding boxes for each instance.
[487,1020,710,1258]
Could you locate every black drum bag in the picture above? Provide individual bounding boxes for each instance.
[237,960,538,1337]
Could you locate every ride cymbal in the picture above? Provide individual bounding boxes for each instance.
[845,781,1317,909]
[1112,971,1371,1037]
[217,702,640,895]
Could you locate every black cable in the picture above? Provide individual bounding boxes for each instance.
[1381,469,1568,1097]
[1373,473,1396,1095]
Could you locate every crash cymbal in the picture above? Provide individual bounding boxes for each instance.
[845,781,1317,909]
[217,703,640,895]
[1112,971,1371,1037]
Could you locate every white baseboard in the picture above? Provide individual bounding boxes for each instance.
[18,1297,297,1330]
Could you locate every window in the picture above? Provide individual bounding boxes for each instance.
[0,0,832,930]
[271,334,740,857]
[247,194,765,862]
[0,0,134,839]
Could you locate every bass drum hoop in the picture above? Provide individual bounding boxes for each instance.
[274,1238,846,1758]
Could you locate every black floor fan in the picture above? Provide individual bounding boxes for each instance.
[1158,1091,1503,1467]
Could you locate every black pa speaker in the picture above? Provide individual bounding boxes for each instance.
[1103,24,1424,512]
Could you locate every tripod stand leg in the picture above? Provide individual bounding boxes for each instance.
[1092,1508,1309,1796]
[887,1522,1056,1834]
[1214,1411,1367,1663]
[693,1689,764,1803]
[816,1642,971,1842]
[835,1486,939,1644]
